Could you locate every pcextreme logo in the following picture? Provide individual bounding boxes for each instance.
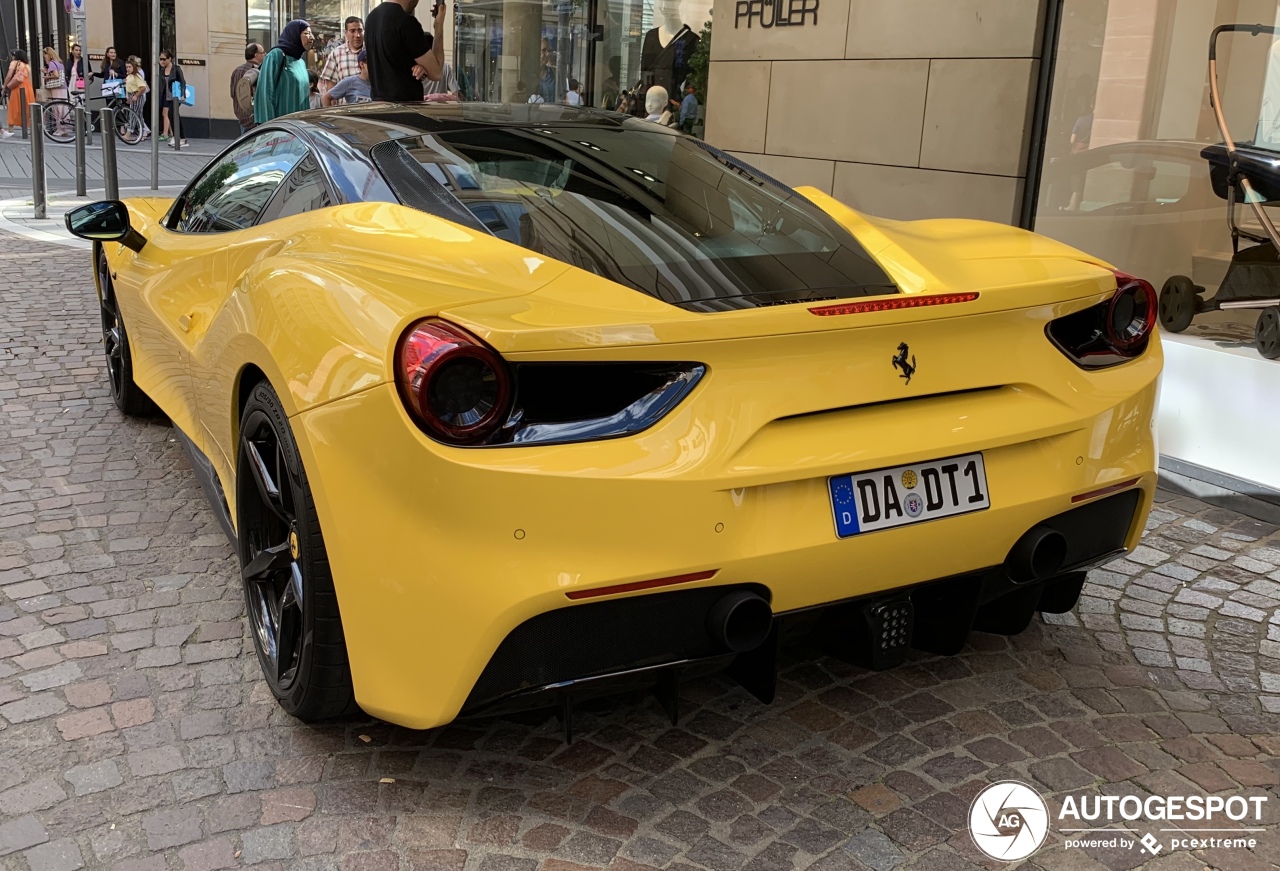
[968,781,1270,862]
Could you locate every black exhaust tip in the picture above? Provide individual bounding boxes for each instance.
[707,591,773,654]
[1006,525,1067,583]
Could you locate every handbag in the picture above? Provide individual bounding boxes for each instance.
[171,80,195,107]
[45,69,65,90]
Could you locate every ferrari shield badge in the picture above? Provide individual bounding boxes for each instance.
[892,342,917,384]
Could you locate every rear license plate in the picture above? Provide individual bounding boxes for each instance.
[829,453,990,538]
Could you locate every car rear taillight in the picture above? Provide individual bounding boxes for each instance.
[1105,272,1155,351]
[395,319,512,445]
[1046,271,1156,369]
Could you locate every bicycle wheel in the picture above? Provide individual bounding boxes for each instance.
[42,99,76,144]
[115,106,143,145]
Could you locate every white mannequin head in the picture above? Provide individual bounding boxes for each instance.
[655,0,682,31]
[645,86,669,116]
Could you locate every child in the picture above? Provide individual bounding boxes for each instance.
[124,59,150,141]
[322,50,370,106]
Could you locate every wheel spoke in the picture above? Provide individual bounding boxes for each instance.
[244,438,290,522]
[253,590,278,664]
[280,561,304,613]
[242,540,291,581]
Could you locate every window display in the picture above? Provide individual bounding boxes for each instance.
[1034,0,1280,493]
[455,0,709,108]
[1034,0,1280,351]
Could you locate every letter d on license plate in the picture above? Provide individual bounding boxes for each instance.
[829,453,990,538]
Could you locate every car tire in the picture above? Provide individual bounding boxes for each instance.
[1256,306,1280,360]
[97,247,158,417]
[237,381,357,722]
[1158,275,1197,333]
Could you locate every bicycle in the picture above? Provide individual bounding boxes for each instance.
[41,90,145,145]
[41,93,79,144]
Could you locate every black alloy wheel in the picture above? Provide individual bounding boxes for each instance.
[1256,306,1280,360]
[236,382,355,721]
[1158,275,1197,333]
[97,247,156,416]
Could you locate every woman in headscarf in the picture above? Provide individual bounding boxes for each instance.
[254,20,314,124]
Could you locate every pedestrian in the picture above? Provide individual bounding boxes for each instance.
[231,43,264,135]
[365,0,447,102]
[255,20,313,124]
[678,81,698,133]
[157,50,187,147]
[564,78,582,106]
[2,50,35,138]
[322,50,371,106]
[422,60,458,101]
[318,16,363,98]
[42,47,68,100]
[124,58,150,141]
[308,70,322,109]
[67,44,86,95]
[537,40,555,103]
[98,46,125,100]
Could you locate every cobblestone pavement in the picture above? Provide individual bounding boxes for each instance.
[1,232,1279,871]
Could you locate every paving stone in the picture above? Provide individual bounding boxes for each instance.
[23,838,84,871]
[0,815,48,857]
[239,824,297,863]
[64,760,122,796]
[844,829,906,871]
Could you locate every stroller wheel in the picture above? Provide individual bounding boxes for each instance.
[1158,275,1196,333]
[1256,307,1280,360]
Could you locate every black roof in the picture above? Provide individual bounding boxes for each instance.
[285,102,674,156]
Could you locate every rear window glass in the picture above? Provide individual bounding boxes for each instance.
[379,125,897,312]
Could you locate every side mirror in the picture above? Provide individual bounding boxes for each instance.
[65,201,147,252]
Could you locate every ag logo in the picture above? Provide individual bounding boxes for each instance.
[969,781,1049,861]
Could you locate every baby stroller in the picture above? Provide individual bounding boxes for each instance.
[1158,23,1280,359]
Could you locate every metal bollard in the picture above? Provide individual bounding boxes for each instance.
[172,99,182,152]
[20,89,28,140]
[75,107,87,197]
[31,103,46,219]
[101,108,119,200]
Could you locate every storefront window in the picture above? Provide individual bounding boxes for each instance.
[248,1,372,53]
[456,0,708,108]
[1034,0,1280,345]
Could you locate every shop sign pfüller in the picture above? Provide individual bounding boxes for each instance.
[734,0,819,29]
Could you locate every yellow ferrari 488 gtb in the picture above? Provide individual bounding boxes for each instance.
[67,104,1160,731]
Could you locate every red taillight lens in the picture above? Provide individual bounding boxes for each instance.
[1046,270,1156,369]
[1106,272,1155,351]
[395,319,512,445]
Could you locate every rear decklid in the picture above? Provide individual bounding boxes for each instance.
[441,193,1118,355]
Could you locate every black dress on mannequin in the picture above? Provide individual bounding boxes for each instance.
[641,25,698,96]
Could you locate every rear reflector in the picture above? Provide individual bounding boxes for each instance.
[809,292,980,316]
[1071,477,1141,504]
[565,570,717,600]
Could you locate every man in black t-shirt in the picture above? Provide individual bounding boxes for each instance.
[365,0,446,102]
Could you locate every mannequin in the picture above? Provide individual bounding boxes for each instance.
[644,85,672,126]
[641,0,698,97]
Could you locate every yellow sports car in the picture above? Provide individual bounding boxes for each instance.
[67,104,1161,732]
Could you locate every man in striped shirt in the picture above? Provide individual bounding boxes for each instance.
[318,16,364,98]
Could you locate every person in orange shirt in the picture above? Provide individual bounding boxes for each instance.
[3,50,36,138]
